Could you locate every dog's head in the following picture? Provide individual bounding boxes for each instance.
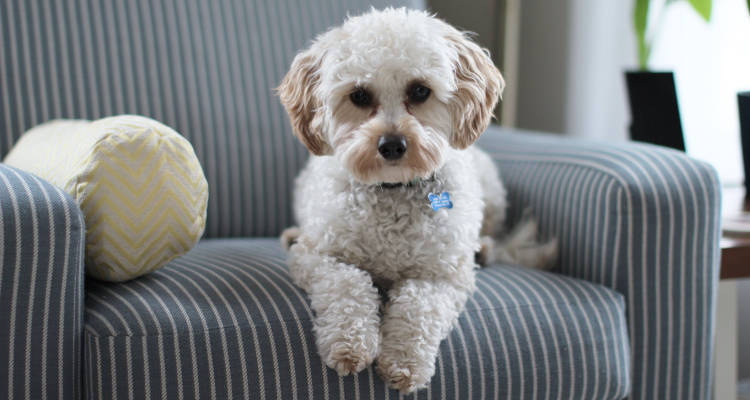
[278,8,504,184]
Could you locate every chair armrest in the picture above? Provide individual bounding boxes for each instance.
[477,125,722,400]
[0,164,85,399]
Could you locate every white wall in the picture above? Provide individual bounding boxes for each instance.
[564,0,635,141]
[515,0,635,138]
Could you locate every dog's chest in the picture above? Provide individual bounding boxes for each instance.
[326,182,481,281]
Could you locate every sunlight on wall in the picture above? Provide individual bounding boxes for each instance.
[649,0,750,185]
[564,0,634,142]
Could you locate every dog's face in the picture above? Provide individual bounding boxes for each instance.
[278,8,504,184]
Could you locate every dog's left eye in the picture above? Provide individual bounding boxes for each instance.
[407,84,431,103]
[349,88,373,107]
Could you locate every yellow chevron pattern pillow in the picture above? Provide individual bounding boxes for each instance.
[4,115,208,282]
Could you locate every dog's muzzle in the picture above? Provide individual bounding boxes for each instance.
[378,134,407,160]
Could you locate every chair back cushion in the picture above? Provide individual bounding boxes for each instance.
[0,0,422,237]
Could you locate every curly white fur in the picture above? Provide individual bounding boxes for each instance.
[278,8,557,393]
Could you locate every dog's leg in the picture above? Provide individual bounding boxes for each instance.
[288,241,381,375]
[376,271,475,392]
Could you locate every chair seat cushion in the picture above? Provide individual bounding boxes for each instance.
[84,238,630,399]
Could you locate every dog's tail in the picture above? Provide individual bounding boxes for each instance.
[280,226,301,251]
[477,212,558,269]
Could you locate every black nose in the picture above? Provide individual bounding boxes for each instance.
[378,134,407,160]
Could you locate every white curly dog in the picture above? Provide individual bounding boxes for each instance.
[277,8,557,393]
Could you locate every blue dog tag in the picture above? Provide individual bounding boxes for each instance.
[428,192,453,211]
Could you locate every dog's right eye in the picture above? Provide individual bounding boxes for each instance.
[349,88,373,107]
[407,83,431,104]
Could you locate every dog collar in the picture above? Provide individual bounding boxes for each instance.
[377,175,435,189]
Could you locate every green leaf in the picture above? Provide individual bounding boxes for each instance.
[688,0,712,21]
[634,0,649,38]
[747,0,749,15]
[634,0,650,69]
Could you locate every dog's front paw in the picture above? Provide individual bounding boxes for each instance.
[376,350,432,393]
[314,312,380,375]
[324,339,378,375]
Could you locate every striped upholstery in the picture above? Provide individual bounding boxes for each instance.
[84,238,630,399]
[0,164,86,399]
[478,126,722,400]
[0,0,421,238]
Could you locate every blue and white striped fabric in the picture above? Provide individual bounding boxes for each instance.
[0,164,86,400]
[478,126,722,400]
[85,238,630,400]
[0,0,421,238]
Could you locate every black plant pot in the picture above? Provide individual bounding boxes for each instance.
[625,71,685,151]
[739,91,750,193]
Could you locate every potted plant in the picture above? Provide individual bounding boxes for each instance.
[625,0,712,151]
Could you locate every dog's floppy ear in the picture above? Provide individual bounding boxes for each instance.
[277,48,332,155]
[446,32,505,149]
